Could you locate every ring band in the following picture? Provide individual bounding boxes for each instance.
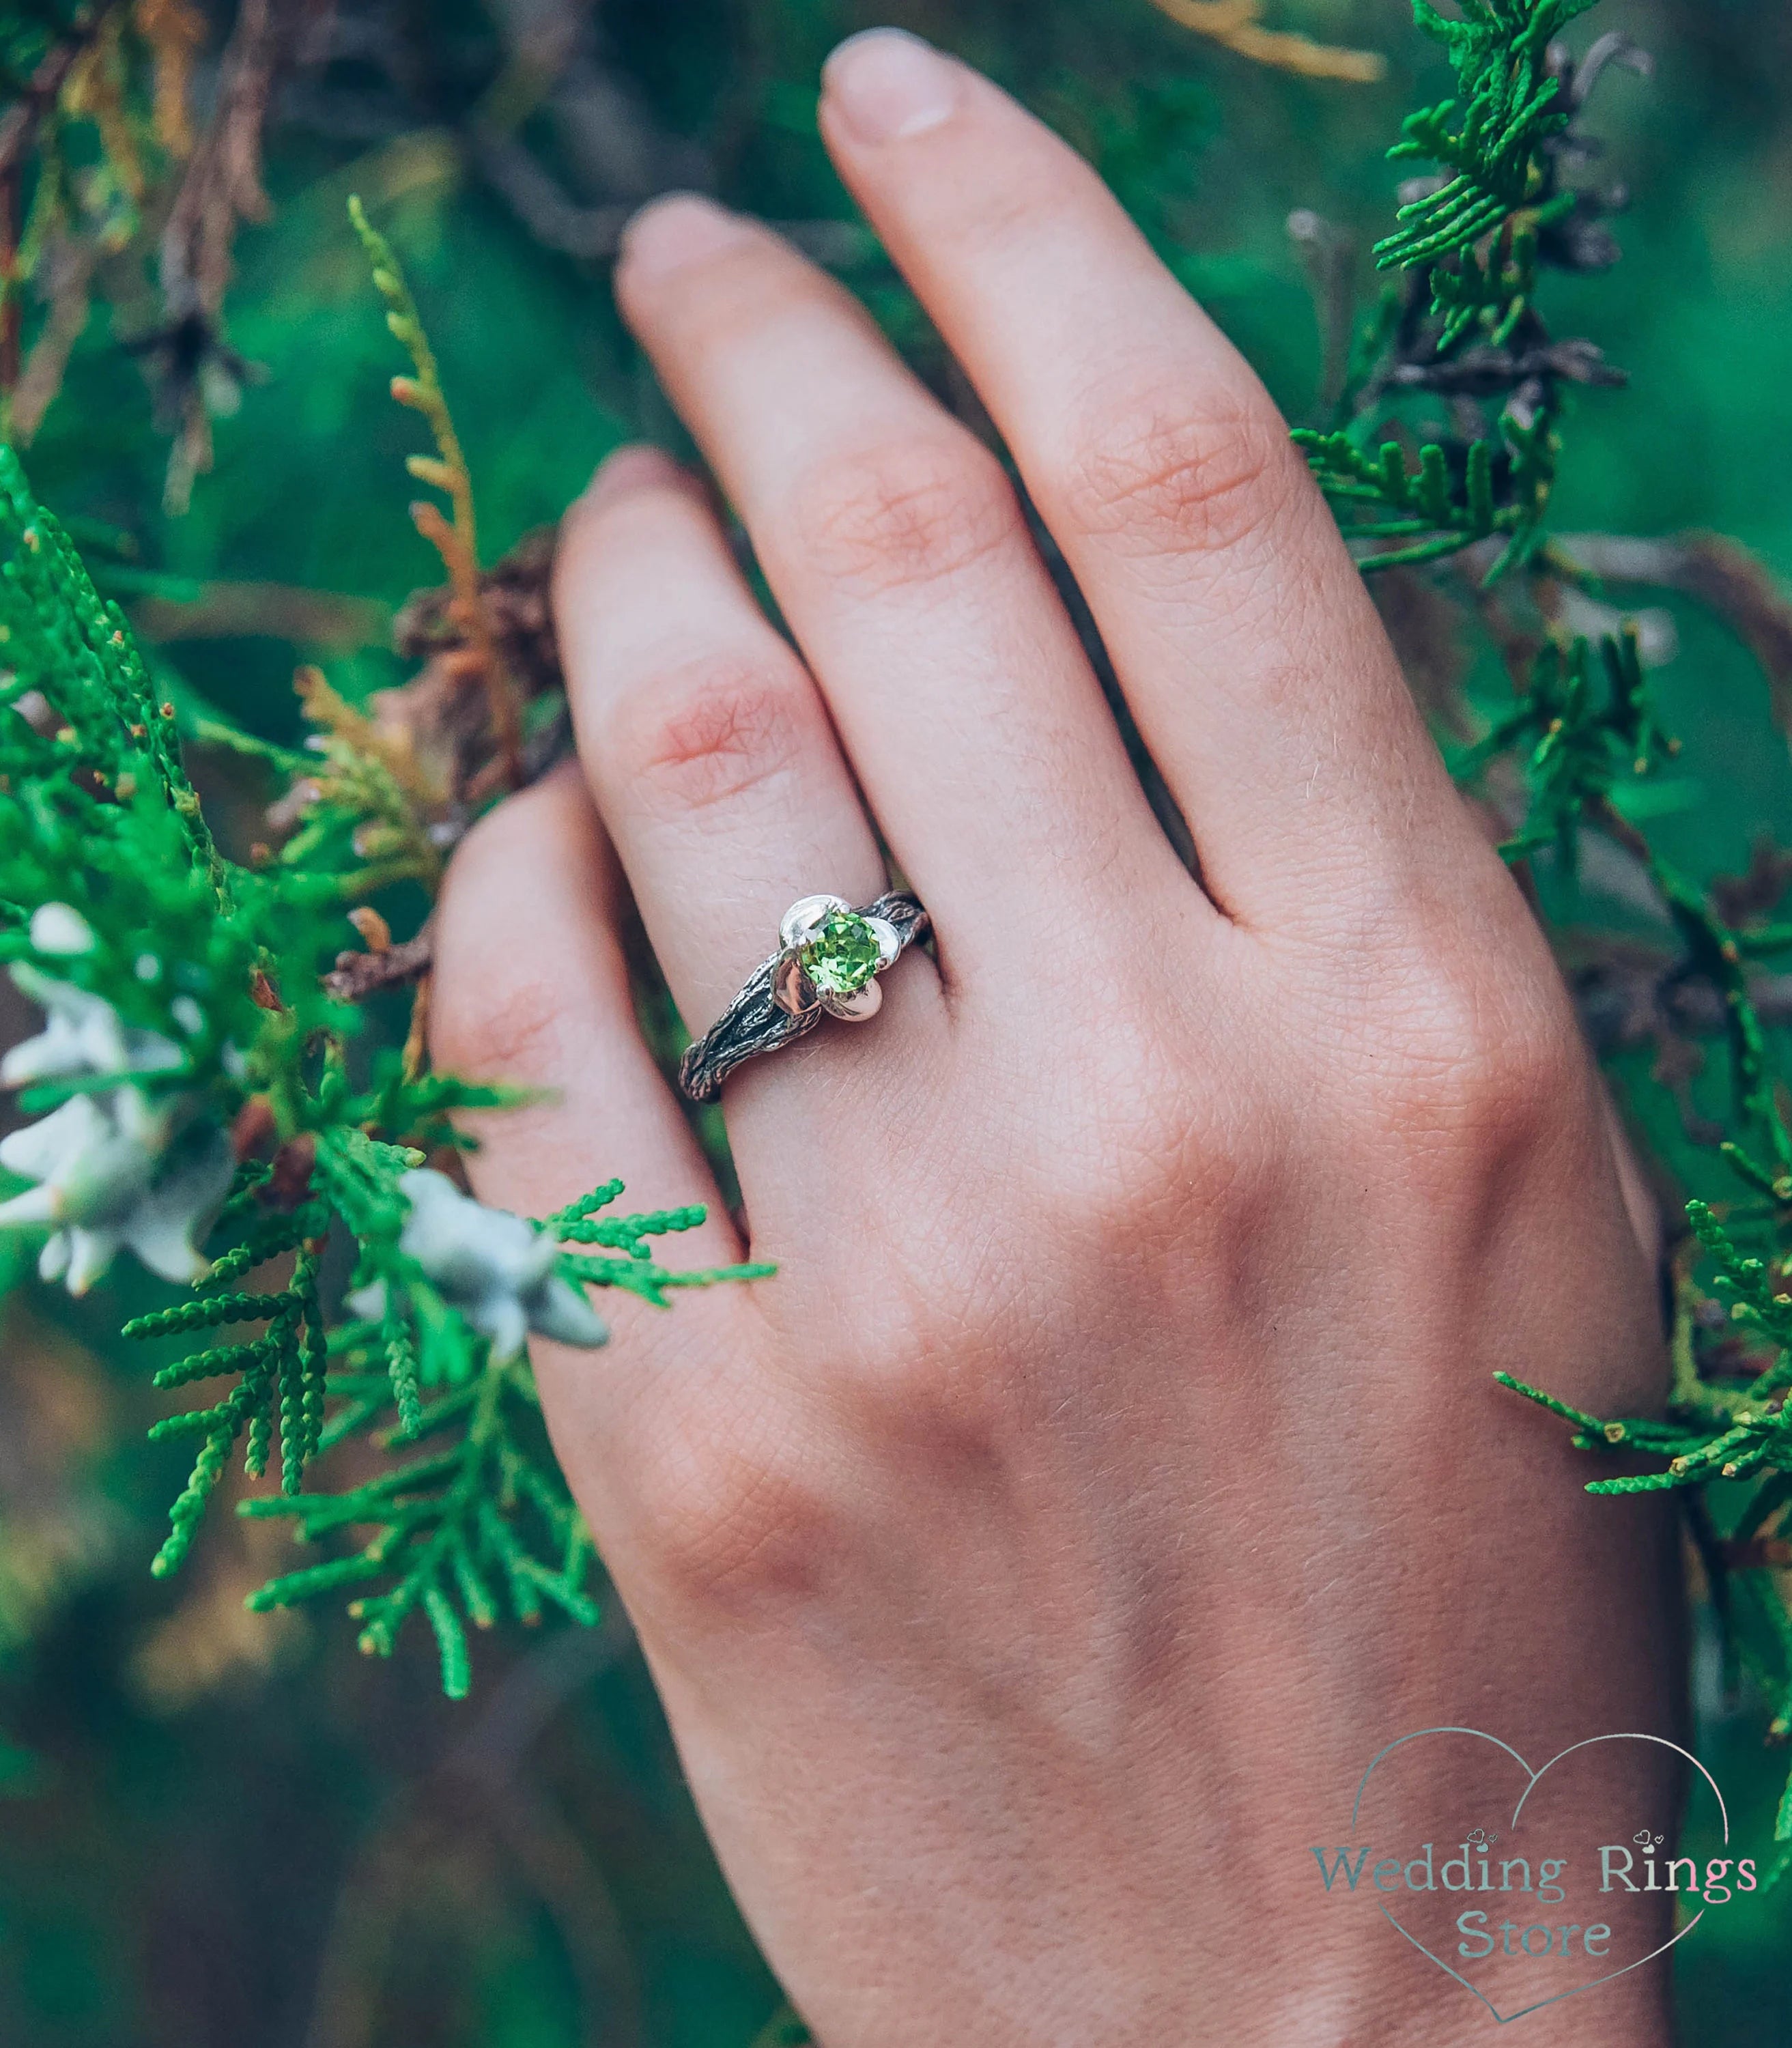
[677,890,930,1104]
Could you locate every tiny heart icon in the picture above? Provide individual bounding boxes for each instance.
[1322,1726,1731,2024]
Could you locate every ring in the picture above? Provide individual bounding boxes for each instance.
[677,890,930,1104]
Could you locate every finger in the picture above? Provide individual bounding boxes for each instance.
[431,766,809,1606]
[612,195,1195,979]
[816,31,1481,926]
[431,763,746,1322]
[556,446,892,1042]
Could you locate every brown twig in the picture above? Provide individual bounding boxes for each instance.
[150,0,291,507]
[400,973,431,1083]
[323,928,434,1004]
[0,8,119,184]
[350,195,526,793]
[134,0,208,156]
[1556,530,1792,728]
[1146,0,1385,82]
[0,3,127,396]
[8,228,101,443]
[131,578,391,648]
[159,0,281,317]
[393,525,562,700]
[468,123,869,266]
[410,498,522,792]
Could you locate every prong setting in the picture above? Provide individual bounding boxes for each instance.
[866,915,902,970]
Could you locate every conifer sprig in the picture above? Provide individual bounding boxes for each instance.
[1377,0,1598,275]
[348,193,522,791]
[1332,0,1792,1882]
[0,257,767,1694]
[231,1179,767,1698]
[1294,0,1629,581]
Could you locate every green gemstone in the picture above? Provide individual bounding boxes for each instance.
[799,910,881,997]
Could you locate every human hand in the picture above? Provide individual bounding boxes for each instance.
[432,29,1682,2045]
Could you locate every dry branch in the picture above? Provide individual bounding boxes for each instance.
[1146,0,1384,82]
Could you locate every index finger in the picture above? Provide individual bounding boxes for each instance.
[816,31,1483,930]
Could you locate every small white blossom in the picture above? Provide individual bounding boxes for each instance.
[29,902,96,956]
[349,1168,607,1361]
[2,966,182,1087]
[0,1089,233,1295]
[1,954,227,1295]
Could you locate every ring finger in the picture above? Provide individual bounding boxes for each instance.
[555,444,944,1130]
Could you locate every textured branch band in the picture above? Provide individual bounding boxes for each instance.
[677,891,930,1105]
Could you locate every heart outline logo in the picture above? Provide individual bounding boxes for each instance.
[1350,1727,1725,2025]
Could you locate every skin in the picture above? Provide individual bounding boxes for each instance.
[431,30,1684,2047]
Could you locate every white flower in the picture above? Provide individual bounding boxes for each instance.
[0,952,228,1293]
[349,1168,608,1361]
[29,903,96,956]
[0,1088,233,1295]
[2,965,182,1087]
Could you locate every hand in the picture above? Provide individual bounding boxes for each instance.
[432,30,1682,2046]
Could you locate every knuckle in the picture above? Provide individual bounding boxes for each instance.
[1352,956,1587,1154]
[599,653,809,816]
[1055,379,1297,563]
[789,434,1021,596]
[626,1417,836,1617]
[847,1305,1008,1448]
[1023,1003,1239,1237]
[1080,1100,1245,1255]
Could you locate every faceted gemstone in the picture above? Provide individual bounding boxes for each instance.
[799,910,882,997]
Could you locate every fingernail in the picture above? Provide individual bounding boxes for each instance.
[619,193,752,282]
[823,29,959,145]
[582,444,680,508]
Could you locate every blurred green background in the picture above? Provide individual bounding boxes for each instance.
[4,1,1792,2041]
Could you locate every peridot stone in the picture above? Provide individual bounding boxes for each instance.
[799,910,881,997]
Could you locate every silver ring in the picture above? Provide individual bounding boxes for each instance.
[677,891,930,1104]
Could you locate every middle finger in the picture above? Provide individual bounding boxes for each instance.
[614,196,1204,984]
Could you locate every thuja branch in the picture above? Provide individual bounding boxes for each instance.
[348,195,523,793]
[0,396,765,1697]
[1294,0,1630,582]
[1320,0,1792,1879]
[1376,0,1599,274]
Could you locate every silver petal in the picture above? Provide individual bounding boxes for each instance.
[822,978,882,1023]
[773,951,821,1018]
[779,893,851,950]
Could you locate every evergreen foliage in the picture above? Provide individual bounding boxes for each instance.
[1378,0,1597,274]
[0,213,765,1698]
[2,1,1792,2038]
[1292,0,1631,578]
[1324,0,1792,1907]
